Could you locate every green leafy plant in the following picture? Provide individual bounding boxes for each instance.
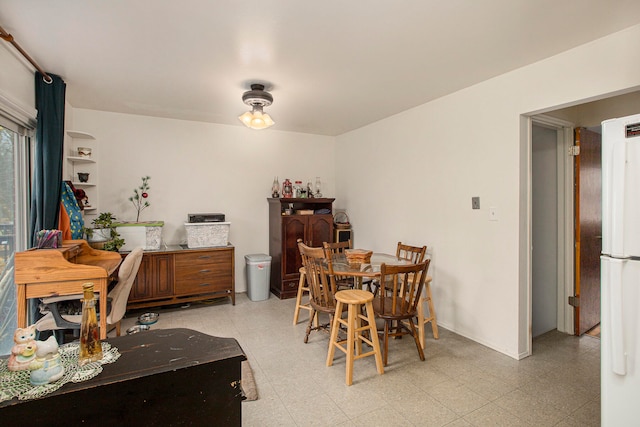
[84,212,125,252]
[129,176,150,222]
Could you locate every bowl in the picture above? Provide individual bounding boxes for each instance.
[77,147,92,157]
[138,312,159,325]
[126,324,150,335]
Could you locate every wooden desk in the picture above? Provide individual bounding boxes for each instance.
[14,239,121,339]
[0,328,246,426]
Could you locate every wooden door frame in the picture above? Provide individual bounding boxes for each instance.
[529,115,576,345]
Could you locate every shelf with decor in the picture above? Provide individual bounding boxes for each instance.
[65,130,98,215]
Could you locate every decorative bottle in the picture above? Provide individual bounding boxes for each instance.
[282,179,293,198]
[271,176,280,198]
[78,282,103,366]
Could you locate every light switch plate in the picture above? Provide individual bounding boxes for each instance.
[472,197,480,209]
[489,207,498,221]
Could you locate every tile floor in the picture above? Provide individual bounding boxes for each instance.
[119,293,601,427]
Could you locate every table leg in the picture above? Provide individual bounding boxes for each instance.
[17,284,27,328]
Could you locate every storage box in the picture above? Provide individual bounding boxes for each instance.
[185,222,231,248]
[114,221,164,251]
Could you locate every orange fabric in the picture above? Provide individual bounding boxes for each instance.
[58,202,72,240]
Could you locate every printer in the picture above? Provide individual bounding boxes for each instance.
[187,213,226,223]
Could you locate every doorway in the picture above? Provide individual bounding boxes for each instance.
[531,115,575,338]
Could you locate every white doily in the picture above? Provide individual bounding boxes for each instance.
[0,341,120,402]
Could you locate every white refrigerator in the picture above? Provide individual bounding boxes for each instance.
[601,113,640,426]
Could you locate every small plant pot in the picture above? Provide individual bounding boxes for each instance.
[77,172,90,183]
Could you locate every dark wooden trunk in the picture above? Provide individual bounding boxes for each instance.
[0,328,246,426]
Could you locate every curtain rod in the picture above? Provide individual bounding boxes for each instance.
[0,25,53,84]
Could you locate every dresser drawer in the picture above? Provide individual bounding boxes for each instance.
[174,250,233,296]
[174,250,230,268]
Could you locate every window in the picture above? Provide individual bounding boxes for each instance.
[0,117,32,355]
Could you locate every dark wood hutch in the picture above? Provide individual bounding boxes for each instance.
[268,198,334,299]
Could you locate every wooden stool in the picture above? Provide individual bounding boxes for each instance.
[327,289,384,385]
[293,266,315,326]
[417,276,438,348]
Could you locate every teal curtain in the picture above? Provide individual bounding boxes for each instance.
[30,72,66,246]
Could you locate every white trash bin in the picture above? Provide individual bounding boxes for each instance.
[245,254,272,301]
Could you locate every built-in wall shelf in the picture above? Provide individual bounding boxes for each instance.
[66,130,98,216]
[67,156,96,164]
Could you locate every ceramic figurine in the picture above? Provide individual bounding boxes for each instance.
[7,325,38,371]
[30,335,65,386]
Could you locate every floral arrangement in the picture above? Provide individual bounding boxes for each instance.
[129,176,150,222]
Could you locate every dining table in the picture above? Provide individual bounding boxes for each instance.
[327,252,432,290]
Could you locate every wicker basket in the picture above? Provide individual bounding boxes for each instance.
[334,212,351,229]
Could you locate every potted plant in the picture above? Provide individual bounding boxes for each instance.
[84,212,125,252]
[114,176,164,251]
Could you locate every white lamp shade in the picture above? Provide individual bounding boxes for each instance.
[238,109,275,130]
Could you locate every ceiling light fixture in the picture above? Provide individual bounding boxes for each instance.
[238,83,275,130]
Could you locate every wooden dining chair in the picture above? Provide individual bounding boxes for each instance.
[298,240,339,343]
[370,242,427,295]
[397,243,438,346]
[373,259,430,366]
[293,238,315,325]
[322,240,356,290]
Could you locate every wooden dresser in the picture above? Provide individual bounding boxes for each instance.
[268,198,334,299]
[124,244,235,309]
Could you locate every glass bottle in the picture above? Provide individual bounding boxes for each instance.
[315,177,323,198]
[78,282,103,366]
[271,176,280,198]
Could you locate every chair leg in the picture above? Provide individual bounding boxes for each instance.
[417,299,426,349]
[382,320,390,366]
[304,309,316,344]
[293,272,307,325]
[326,302,343,366]
[115,321,121,337]
[407,316,425,361]
[425,283,439,339]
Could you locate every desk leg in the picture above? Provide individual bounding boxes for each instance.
[17,284,27,328]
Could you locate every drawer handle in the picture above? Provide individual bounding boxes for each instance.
[198,283,212,288]
[199,269,211,273]
[287,282,296,288]
[198,255,212,259]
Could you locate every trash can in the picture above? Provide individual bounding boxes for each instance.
[245,254,272,301]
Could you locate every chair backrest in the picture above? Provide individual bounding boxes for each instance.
[322,240,351,257]
[106,247,144,325]
[377,260,430,318]
[298,240,336,310]
[396,242,427,264]
[322,240,352,282]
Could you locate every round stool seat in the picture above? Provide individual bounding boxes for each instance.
[335,289,373,305]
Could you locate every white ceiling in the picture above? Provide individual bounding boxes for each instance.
[1,1,640,136]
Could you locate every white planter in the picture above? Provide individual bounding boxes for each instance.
[114,221,164,251]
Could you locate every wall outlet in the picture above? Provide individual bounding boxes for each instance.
[472,197,480,209]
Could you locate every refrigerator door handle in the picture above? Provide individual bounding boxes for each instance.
[609,258,627,375]
[610,141,627,257]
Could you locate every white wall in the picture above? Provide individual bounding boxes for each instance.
[69,109,336,292]
[335,24,640,358]
[4,23,640,359]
